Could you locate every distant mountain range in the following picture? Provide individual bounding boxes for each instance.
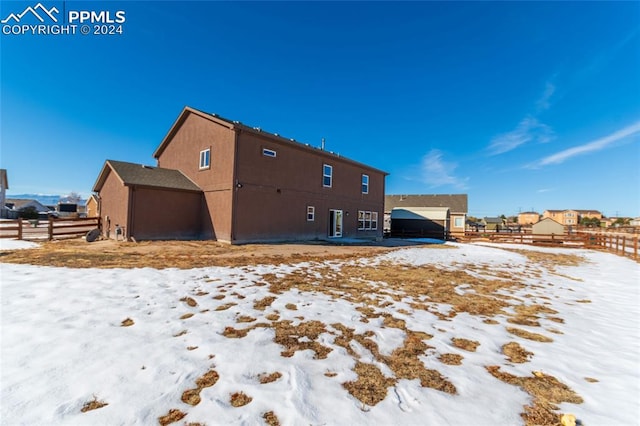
[5,194,87,206]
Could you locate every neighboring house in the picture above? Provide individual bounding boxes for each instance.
[482,217,504,231]
[94,106,387,243]
[576,210,602,220]
[0,169,8,219]
[630,217,640,227]
[389,207,450,239]
[543,209,579,226]
[5,198,50,215]
[384,194,468,237]
[517,211,540,225]
[532,217,564,236]
[86,194,99,218]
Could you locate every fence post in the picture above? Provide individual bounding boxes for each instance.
[635,236,638,261]
[622,236,626,257]
[17,220,23,240]
[48,217,54,241]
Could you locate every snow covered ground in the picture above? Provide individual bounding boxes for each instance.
[1,241,638,425]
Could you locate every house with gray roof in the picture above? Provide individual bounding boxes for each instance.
[384,194,468,237]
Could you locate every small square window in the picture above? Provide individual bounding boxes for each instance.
[307,206,315,221]
[361,174,369,194]
[199,148,210,169]
[323,164,332,188]
[263,148,277,158]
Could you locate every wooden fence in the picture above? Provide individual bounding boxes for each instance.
[463,231,638,261]
[0,217,100,241]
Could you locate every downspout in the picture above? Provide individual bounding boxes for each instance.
[230,128,240,243]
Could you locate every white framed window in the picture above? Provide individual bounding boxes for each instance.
[307,206,315,222]
[323,164,332,187]
[263,148,277,158]
[361,174,369,194]
[454,217,464,228]
[199,148,211,169]
[358,210,378,230]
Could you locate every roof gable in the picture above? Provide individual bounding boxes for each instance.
[93,160,201,193]
[385,194,467,213]
[153,106,388,175]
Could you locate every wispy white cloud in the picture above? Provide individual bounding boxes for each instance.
[536,188,554,193]
[530,120,640,168]
[535,82,556,112]
[488,116,554,155]
[418,149,468,190]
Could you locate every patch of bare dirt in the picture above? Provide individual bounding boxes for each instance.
[0,239,397,269]
[230,391,252,407]
[263,410,280,425]
[158,409,186,425]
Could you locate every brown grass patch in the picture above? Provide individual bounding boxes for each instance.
[254,296,276,311]
[502,342,533,363]
[343,361,395,406]
[121,318,134,327]
[187,346,198,351]
[158,409,186,425]
[236,315,256,323]
[576,299,591,303]
[486,366,583,426]
[265,313,280,321]
[180,297,198,307]
[173,330,187,337]
[180,313,194,320]
[181,388,201,406]
[258,372,282,384]
[483,318,500,324]
[584,377,599,383]
[285,303,297,310]
[80,396,108,412]
[0,239,393,269]
[273,320,332,359]
[451,338,480,352]
[507,327,553,342]
[196,370,220,388]
[222,326,251,339]
[212,294,225,300]
[503,249,585,268]
[263,411,280,426]
[215,303,236,311]
[324,371,338,377]
[438,353,463,365]
[230,391,252,407]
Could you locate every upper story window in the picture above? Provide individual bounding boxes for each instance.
[323,164,332,188]
[199,148,211,170]
[361,174,369,194]
[307,206,315,221]
[263,148,277,158]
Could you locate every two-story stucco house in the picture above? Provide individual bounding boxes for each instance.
[93,106,387,243]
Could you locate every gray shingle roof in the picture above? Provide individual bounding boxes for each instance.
[94,160,201,192]
[385,194,468,214]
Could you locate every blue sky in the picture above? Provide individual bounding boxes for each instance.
[1,1,639,217]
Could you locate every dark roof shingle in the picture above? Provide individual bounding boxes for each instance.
[385,194,468,213]
[93,160,201,192]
